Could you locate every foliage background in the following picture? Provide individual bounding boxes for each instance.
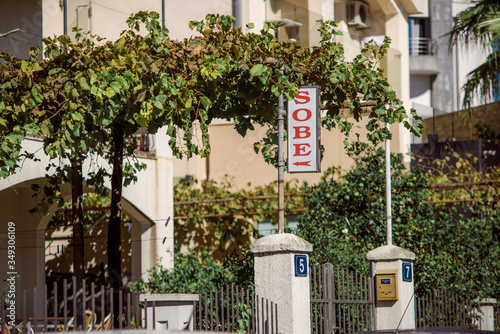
[295,145,500,299]
[0,11,420,293]
[138,144,500,302]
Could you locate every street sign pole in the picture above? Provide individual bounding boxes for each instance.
[278,80,320,234]
[277,68,285,234]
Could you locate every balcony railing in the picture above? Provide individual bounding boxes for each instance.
[409,37,436,56]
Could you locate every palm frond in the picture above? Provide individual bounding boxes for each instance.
[462,50,500,111]
[479,11,500,43]
[446,0,500,51]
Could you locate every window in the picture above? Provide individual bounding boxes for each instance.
[409,18,432,55]
[257,215,299,237]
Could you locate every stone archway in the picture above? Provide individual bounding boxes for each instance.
[0,177,155,318]
[0,131,176,318]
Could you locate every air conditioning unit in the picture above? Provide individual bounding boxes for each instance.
[347,1,370,29]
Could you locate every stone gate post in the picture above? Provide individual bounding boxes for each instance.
[366,245,416,331]
[250,233,312,334]
[474,298,497,331]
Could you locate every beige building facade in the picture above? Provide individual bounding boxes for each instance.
[0,0,425,316]
[0,0,427,191]
[172,0,427,189]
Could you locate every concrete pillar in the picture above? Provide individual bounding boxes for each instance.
[475,298,497,331]
[139,294,199,331]
[250,233,312,334]
[366,245,416,331]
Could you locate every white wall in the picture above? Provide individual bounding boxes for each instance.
[454,42,491,109]
[164,0,232,40]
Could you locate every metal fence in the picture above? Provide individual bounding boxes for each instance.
[195,284,278,334]
[0,279,277,334]
[310,264,374,334]
[415,288,474,329]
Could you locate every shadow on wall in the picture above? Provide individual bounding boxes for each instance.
[45,201,133,290]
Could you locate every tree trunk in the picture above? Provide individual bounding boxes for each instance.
[71,155,85,330]
[108,125,124,326]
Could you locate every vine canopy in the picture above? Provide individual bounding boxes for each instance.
[0,11,422,178]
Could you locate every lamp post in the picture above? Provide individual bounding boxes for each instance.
[265,18,302,39]
[386,123,392,245]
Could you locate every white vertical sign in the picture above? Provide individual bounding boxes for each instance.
[287,86,321,173]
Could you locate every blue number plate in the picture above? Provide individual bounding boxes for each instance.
[402,262,412,282]
[294,254,308,277]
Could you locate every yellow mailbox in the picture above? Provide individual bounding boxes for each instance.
[376,270,398,301]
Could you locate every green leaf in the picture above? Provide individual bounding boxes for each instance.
[21,61,29,73]
[79,77,90,90]
[71,112,83,122]
[249,64,265,76]
[32,62,42,71]
[115,76,129,89]
[200,96,211,110]
[73,122,81,136]
[153,100,163,110]
[110,81,122,94]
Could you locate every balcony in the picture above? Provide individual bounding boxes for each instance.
[409,37,436,56]
[134,127,154,153]
[409,37,441,75]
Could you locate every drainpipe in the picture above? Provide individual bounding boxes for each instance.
[454,43,460,111]
[232,0,242,28]
[161,0,165,29]
[63,0,67,35]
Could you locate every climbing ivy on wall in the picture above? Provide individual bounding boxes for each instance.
[173,177,306,260]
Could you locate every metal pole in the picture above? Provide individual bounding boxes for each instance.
[277,67,285,234]
[385,123,392,245]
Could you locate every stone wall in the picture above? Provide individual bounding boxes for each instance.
[422,101,500,142]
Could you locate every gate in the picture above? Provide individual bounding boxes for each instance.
[195,284,278,333]
[310,264,375,334]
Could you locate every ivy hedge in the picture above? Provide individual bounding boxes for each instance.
[133,144,500,301]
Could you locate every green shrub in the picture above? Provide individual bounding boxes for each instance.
[130,248,233,295]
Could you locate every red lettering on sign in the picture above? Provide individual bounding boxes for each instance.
[293,143,311,156]
[294,91,311,104]
[293,126,311,139]
[292,108,312,122]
